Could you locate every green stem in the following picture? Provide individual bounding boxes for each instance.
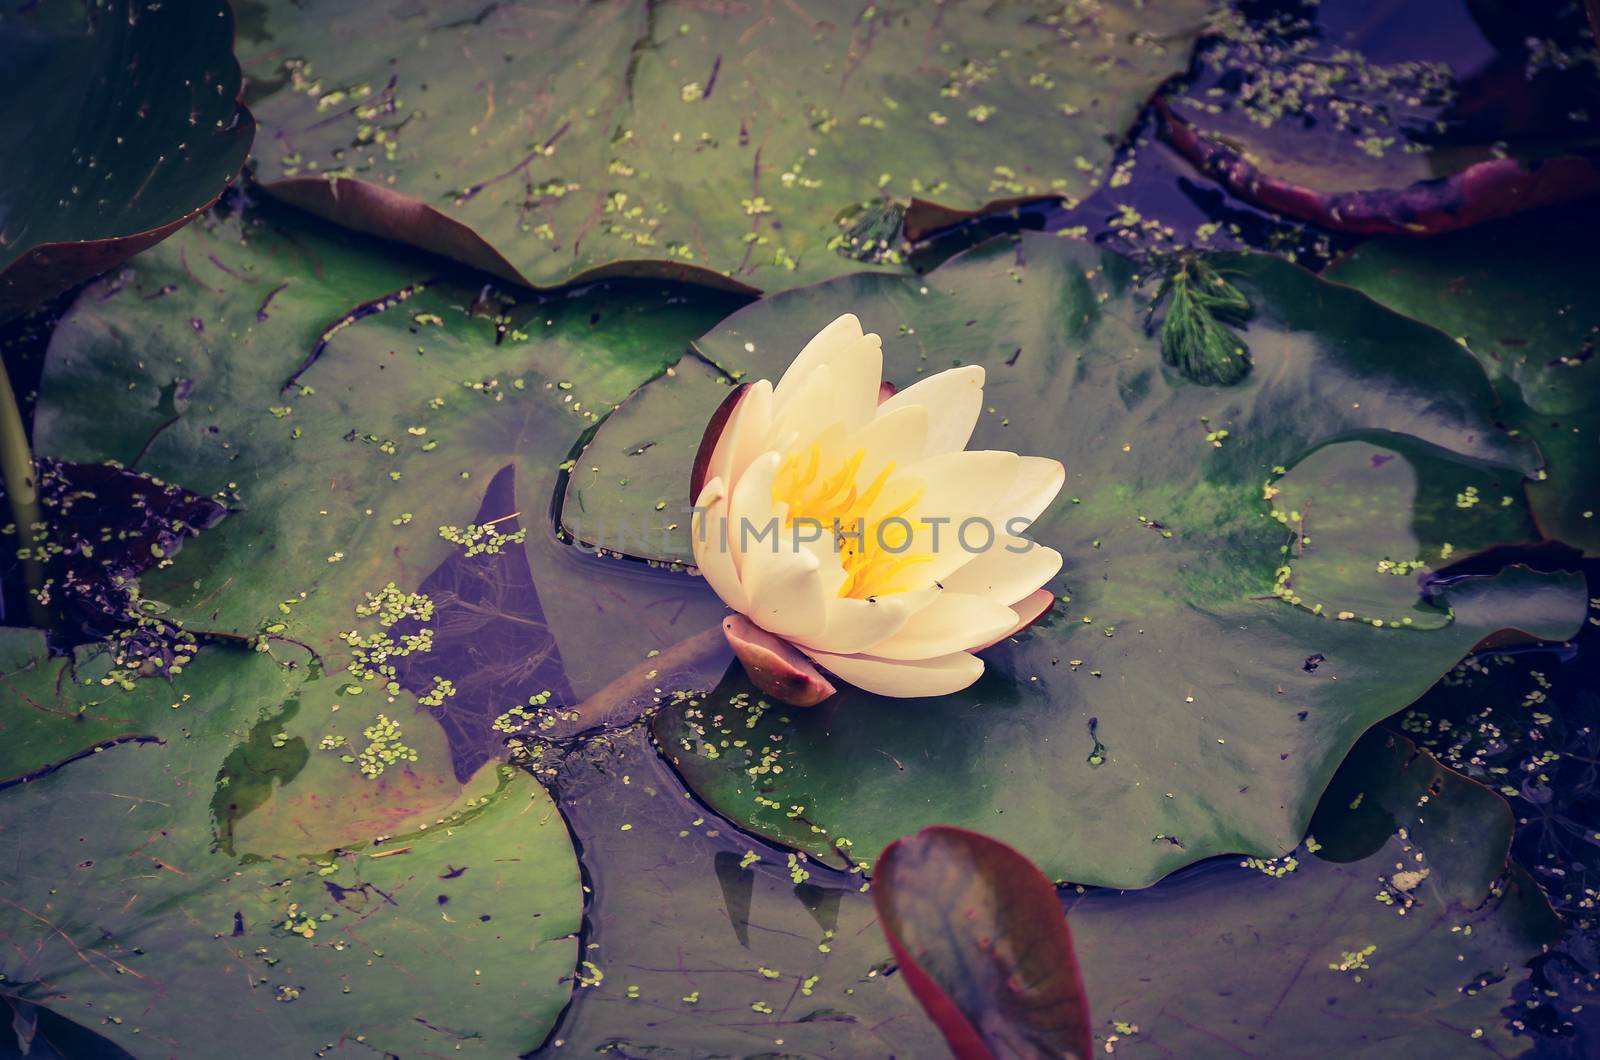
[0,363,52,629]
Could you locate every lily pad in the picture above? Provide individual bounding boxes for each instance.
[560,230,1591,886]
[528,725,946,1057]
[1326,202,1600,554]
[33,201,746,717]
[0,627,167,786]
[0,0,253,319]
[1158,2,1600,235]
[875,826,1093,1060]
[0,638,583,1056]
[240,0,1211,291]
[563,352,734,554]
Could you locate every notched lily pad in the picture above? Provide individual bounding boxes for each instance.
[240,0,1213,291]
[33,200,745,701]
[561,353,731,559]
[0,641,583,1056]
[562,230,1595,886]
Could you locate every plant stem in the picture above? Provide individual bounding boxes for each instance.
[550,624,730,738]
[0,363,51,628]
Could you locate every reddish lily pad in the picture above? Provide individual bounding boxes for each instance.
[875,826,1093,1060]
[1158,101,1600,237]
[864,728,1557,1057]
[1158,3,1600,235]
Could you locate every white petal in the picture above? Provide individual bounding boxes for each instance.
[691,479,747,612]
[743,541,829,641]
[877,365,984,456]
[795,530,851,597]
[801,648,985,698]
[769,363,840,449]
[794,404,929,525]
[711,379,774,496]
[865,591,1019,660]
[973,589,1055,651]
[840,403,929,482]
[898,449,1021,527]
[823,515,967,598]
[940,538,1062,605]
[792,589,930,655]
[855,450,1022,592]
[773,313,883,431]
[997,456,1065,530]
[726,451,783,576]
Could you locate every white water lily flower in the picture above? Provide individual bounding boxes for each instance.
[690,313,1064,703]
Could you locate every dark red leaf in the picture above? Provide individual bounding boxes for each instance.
[874,826,1092,1060]
[1156,99,1600,237]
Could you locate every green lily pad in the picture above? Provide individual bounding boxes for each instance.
[563,352,734,553]
[1326,202,1600,554]
[33,200,747,741]
[0,627,167,786]
[557,230,1591,886]
[0,639,582,1056]
[240,0,1211,292]
[0,0,253,320]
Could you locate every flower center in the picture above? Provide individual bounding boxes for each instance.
[772,439,931,598]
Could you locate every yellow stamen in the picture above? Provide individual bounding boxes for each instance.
[856,461,894,513]
[773,437,929,599]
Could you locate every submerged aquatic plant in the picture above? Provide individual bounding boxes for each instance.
[1150,255,1253,385]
